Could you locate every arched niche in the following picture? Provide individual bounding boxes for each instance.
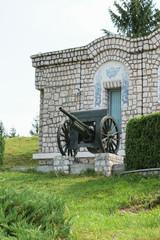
[94,61,129,109]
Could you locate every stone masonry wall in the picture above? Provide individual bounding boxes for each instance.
[31,29,160,155]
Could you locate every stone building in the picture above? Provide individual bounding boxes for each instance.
[31,29,160,159]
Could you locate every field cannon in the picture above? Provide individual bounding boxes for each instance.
[57,107,120,156]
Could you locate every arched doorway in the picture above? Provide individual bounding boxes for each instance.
[94,61,129,132]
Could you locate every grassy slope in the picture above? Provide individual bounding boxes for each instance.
[3,136,39,167]
[0,171,160,240]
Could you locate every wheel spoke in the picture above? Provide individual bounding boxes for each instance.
[102,132,108,137]
[64,145,68,153]
[112,140,117,148]
[112,131,119,136]
[112,135,120,141]
[111,142,115,152]
[60,133,65,138]
[64,122,67,131]
[67,149,70,156]
[60,139,67,142]
[62,143,67,149]
[62,126,67,135]
[102,125,107,134]
[111,124,116,132]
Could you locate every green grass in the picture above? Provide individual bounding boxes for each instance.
[3,136,39,167]
[0,170,160,239]
[1,137,160,239]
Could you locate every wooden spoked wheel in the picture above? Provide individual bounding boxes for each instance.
[100,116,120,154]
[57,120,78,156]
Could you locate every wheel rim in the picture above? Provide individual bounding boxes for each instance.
[57,120,78,156]
[100,116,120,154]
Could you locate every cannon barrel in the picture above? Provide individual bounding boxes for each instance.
[59,107,94,141]
[59,107,88,129]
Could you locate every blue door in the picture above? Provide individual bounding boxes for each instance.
[109,89,121,132]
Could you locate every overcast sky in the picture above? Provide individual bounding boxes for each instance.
[0,0,160,136]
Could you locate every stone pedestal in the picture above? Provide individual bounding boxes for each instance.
[94,153,124,177]
[54,155,74,174]
[33,152,124,176]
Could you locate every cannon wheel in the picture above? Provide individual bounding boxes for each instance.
[100,116,120,154]
[57,120,78,156]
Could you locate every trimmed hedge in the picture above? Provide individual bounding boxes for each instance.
[125,112,160,170]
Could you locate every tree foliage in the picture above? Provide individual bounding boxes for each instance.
[9,127,19,138]
[0,121,7,138]
[106,0,160,38]
[0,121,5,165]
[29,115,39,136]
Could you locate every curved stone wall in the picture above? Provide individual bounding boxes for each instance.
[31,29,160,155]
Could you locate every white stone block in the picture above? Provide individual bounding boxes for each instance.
[33,153,60,159]
[100,160,106,166]
[64,160,69,165]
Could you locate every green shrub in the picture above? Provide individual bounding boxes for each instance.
[0,135,5,165]
[125,112,160,170]
[0,187,72,239]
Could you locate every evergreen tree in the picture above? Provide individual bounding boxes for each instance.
[0,121,7,137]
[29,115,39,136]
[105,0,160,38]
[0,121,5,165]
[9,127,19,138]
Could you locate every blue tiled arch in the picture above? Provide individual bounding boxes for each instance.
[94,61,129,108]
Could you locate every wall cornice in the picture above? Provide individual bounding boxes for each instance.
[31,28,160,68]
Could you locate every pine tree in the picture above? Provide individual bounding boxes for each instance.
[29,115,39,136]
[0,121,7,137]
[0,121,5,165]
[105,0,160,38]
[9,127,19,138]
